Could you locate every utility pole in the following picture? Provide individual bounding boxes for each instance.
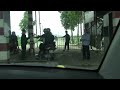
[77,23,79,46]
[82,11,85,34]
[35,11,38,47]
[38,11,41,35]
[28,11,35,54]
[80,12,83,36]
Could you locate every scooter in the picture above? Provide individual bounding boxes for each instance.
[35,39,56,61]
[43,44,56,61]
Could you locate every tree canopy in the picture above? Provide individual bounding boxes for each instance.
[60,11,70,30]
[60,11,83,31]
[60,11,83,44]
[19,11,36,32]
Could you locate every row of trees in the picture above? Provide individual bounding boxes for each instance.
[59,11,84,44]
[19,11,84,44]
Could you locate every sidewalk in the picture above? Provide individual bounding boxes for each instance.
[9,45,104,70]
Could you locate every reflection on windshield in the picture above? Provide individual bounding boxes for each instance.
[0,11,115,70]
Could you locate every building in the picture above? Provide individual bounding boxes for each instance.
[84,11,120,52]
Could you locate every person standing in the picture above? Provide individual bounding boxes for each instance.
[63,31,70,51]
[80,29,90,60]
[35,28,55,58]
[21,29,29,59]
[9,30,12,53]
[10,31,18,54]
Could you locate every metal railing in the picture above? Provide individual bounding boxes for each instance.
[55,36,81,50]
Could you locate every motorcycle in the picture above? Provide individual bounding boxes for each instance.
[35,37,56,61]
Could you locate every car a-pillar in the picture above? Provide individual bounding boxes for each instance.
[0,11,11,63]
[103,11,120,52]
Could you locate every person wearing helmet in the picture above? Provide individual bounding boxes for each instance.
[44,28,54,45]
[36,28,55,58]
[9,30,12,53]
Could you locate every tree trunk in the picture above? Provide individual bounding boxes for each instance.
[38,11,41,35]
[82,11,85,34]
[80,23,82,36]
[28,11,35,54]
[71,30,74,44]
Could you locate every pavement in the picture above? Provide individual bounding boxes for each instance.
[9,45,104,70]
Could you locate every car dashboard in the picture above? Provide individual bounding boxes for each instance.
[0,65,103,79]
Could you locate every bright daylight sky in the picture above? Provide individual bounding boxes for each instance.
[10,11,83,37]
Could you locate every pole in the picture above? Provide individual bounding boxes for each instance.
[83,11,85,33]
[95,11,97,48]
[109,12,113,41]
[28,11,35,54]
[77,23,79,46]
[35,11,38,47]
[38,11,41,35]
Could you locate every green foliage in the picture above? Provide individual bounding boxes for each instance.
[17,37,39,46]
[60,11,70,30]
[60,11,83,31]
[19,11,36,32]
[60,11,83,44]
[58,11,62,13]
[19,11,28,31]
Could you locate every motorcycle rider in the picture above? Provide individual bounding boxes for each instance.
[36,28,55,58]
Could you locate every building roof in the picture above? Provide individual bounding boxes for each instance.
[84,11,110,18]
[96,11,110,17]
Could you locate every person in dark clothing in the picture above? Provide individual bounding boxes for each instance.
[10,31,18,54]
[9,30,12,53]
[63,31,70,51]
[21,29,29,59]
[36,28,55,57]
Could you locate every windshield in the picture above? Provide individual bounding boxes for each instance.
[0,11,116,70]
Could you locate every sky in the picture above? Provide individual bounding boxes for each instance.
[10,11,84,37]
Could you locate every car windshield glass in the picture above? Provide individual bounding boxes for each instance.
[0,11,117,70]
